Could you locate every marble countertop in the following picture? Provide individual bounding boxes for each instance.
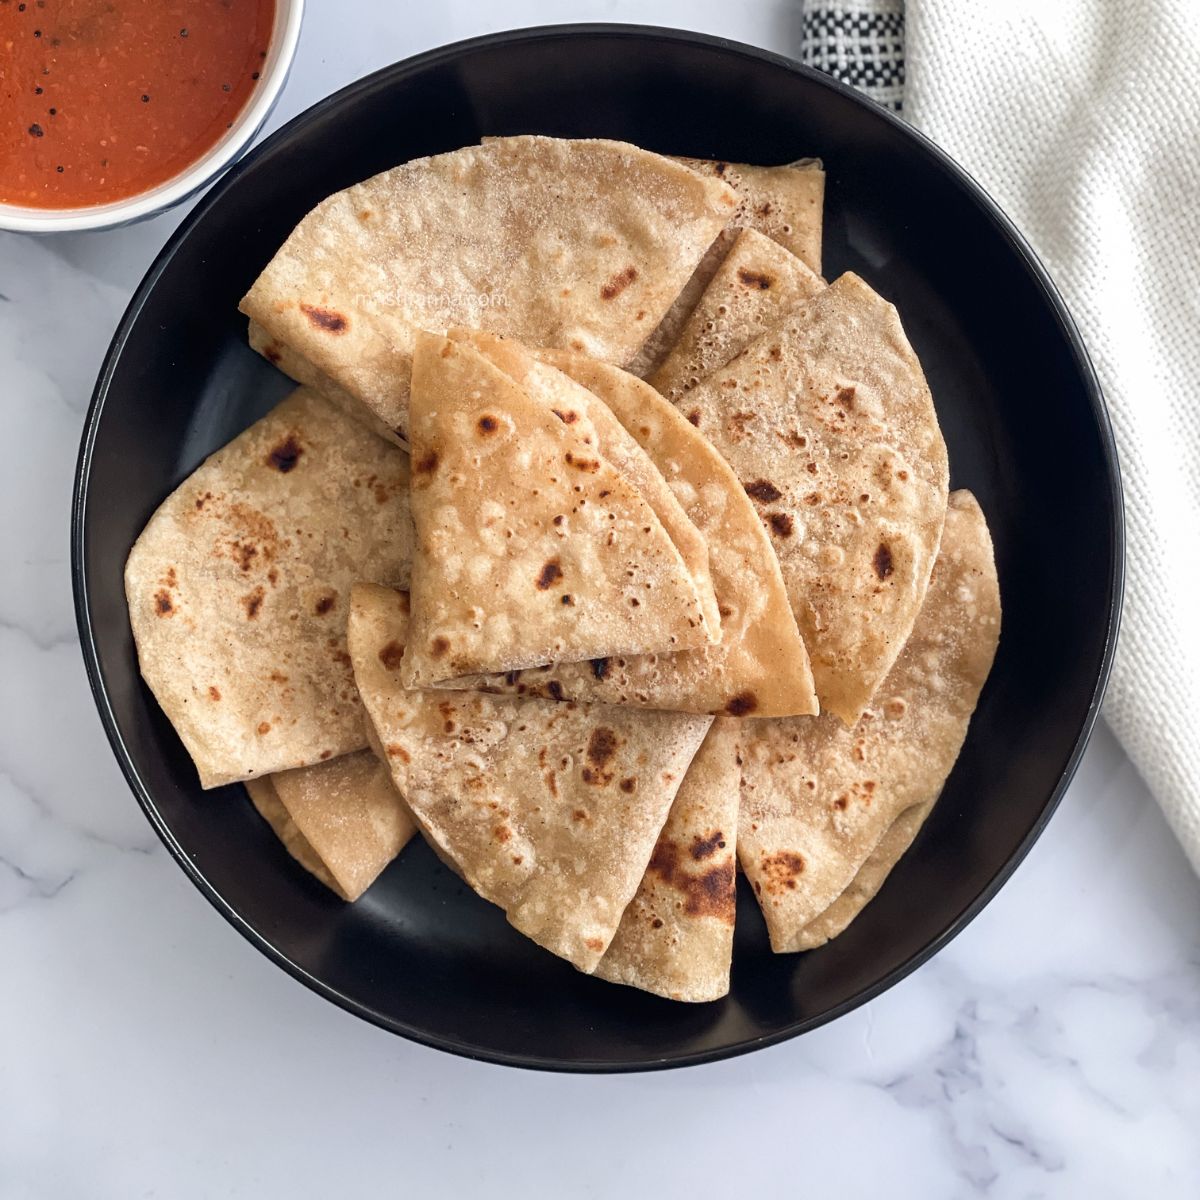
[4,3,1198,1195]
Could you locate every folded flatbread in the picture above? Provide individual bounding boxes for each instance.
[125,388,413,788]
[240,136,737,443]
[448,329,720,635]
[248,319,404,448]
[348,584,713,971]
[674,157,825,273]
[651,228,825,401]
[791,799,934,950]
[401,333,715,687]
[246,750,417,900]
[678,272,950,722]
[594,718,739,1001]
[738,490,1000,952]
[445,352,818,717]
[629,157,825,377]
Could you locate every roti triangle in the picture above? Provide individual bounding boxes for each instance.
[246,750,416,901]
[441,352,818,717]
[738,491,1000,952]
[401,332,714,687]
[348,584,713,971]
[629,157,825,378]
[448,328,721,635]
[240,136,737,443]
[790,799,934,951]
[651,227,825,401]
[676,272,950,723]
[594,718,740,1001]
[124,387,413,788]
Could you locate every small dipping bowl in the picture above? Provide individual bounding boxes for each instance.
[0,0,304,234]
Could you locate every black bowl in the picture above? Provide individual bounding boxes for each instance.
[73,25,1122,1071]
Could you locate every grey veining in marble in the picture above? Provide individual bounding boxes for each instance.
[3,2,1198,1196]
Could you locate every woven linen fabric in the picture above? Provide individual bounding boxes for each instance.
[801,0,905,111]
[901,0,1200,873]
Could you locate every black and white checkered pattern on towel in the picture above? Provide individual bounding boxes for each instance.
[801,0,906,112]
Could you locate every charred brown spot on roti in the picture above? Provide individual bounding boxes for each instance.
[648,841,736,924]
[266,434,303,473]
[414,449,439,474]
[600,265,638,300]
[493,825,511,844]
[760,850,806,894]
[586,726,619,768]
[590,657,610,681]
[154,590,174,616]
[873,543,895,580]
[726,691,758,716]
[207,686,221,701]
[745,478,782,504]
[386,743,410,763]
[769,512,794,537]
[729,411,757,438]
[546,681,565,702]
[231,541,257,572]
[299,303,348,333]
[687,409,701,427]
[194,490,214,511]
[833,795,849,811]
[257,721,271,735]
[620,776,637,794]
[835,385,856,408]
[378,641,404,670]
[572,809,588,822]
[263,344,282,364]
[737,267,774,290]
[560,594,573,606]
[319,750,333,760]
[243,587,265,619]
[585,937,605,953]
[651,916,664,929]
[564,451,600,473]
[314,592,337,616]
[430,636,450,659]
[551,408,579,424]
[535,559,563,590]
[477,414,499,435]
[690,830,727,860]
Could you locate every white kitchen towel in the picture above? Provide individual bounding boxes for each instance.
[899,1,1200,873]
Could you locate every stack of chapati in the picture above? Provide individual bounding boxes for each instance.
[126,136,1000,1003]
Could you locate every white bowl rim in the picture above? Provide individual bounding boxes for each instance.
[0,0,305,234]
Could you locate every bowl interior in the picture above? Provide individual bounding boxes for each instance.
[0,0,304,233]
[75,27,1120,1070]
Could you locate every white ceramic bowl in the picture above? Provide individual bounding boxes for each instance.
[0,0,304,234]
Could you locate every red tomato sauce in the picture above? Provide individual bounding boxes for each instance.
[0,0,275,208]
